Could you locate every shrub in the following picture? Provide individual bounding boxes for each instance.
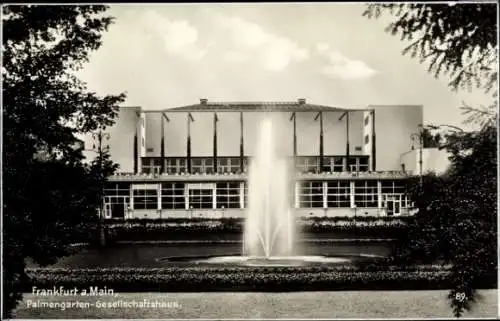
[25,266,497,292]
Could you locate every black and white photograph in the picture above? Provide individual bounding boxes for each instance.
[2,2,498,319]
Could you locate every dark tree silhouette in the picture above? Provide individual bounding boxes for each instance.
[2,5,125,317]
[363,3,498,129]
[363,3,498,317]
[421,127,442,148]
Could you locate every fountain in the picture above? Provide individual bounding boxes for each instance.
[191,115,352,266]
[243,116,295,259]
[158,115,379,267]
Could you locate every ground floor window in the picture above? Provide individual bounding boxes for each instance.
[326,181,350,207]
[188,189,213,209]
[216,182,240,208]
[132,184,158,210]
[104,182,131,197]
[161,182,185,209]
[298,181,323,208]
[354,180,378,207]
[187,183,214,209]
[103,196,129,218]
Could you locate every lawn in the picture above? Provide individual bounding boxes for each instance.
[13,290,498,319]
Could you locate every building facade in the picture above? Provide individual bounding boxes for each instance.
[82,99,431,220]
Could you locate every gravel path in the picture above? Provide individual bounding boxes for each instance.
[14,290,497,319]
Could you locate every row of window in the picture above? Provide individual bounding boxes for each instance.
[104,180,409,210]
[295,156,369,173]
[142,157,246,174]
[141,156,370,174]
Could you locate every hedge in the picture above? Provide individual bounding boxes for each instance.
[103,226,407,242]
[104,216,413,226]
[25,266,497,292]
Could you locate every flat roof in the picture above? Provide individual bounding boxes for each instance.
[119,100,375,113]
[167,101,348,113]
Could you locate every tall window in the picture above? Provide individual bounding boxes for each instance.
[142,158,161,174]
[161,183,185,209]
[358,157,369,172]
[347,157,369,172]
[217,157,241,173]
[166,158,188,174]
[298,181,323,208]
[132,184,158,210]
[192,158,213,174]
[296,157,319,173]
[322,157,344,172]
[354,180,378,207]
[326,181,350,207]
[348,157,358,172]
[216,182,240,208]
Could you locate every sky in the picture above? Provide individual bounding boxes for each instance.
[77,3,493,131]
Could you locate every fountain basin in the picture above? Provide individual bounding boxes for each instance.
[156,254,382,267]
[200,255,352,266]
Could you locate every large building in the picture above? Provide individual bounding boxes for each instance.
[82,99,448,220]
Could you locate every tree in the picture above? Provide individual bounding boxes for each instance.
[363,3,498,317]
[421,127,442,148]
[2,5,125,317]
[363,3,498,129]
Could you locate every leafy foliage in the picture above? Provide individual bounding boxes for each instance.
[421,127,443,148]
[389,126,497,317]
[26,266,480,292]
[2,5,125,318]
[363,3,498,317]
[363,3,498,129]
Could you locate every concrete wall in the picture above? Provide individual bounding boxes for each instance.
[216,112,240,156]
[125,207,411,219]
[142,110,365,158]
[81,107,140,173]
[144,112,161,157]
[371,105,423,172]
[97,105,422,172]
[164,112,188,157]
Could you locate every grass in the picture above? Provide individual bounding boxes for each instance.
[13,290,497,319]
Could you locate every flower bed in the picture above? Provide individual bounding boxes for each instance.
[102,217,409,242]
[25,265,496,292]
[104,216,413,226]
